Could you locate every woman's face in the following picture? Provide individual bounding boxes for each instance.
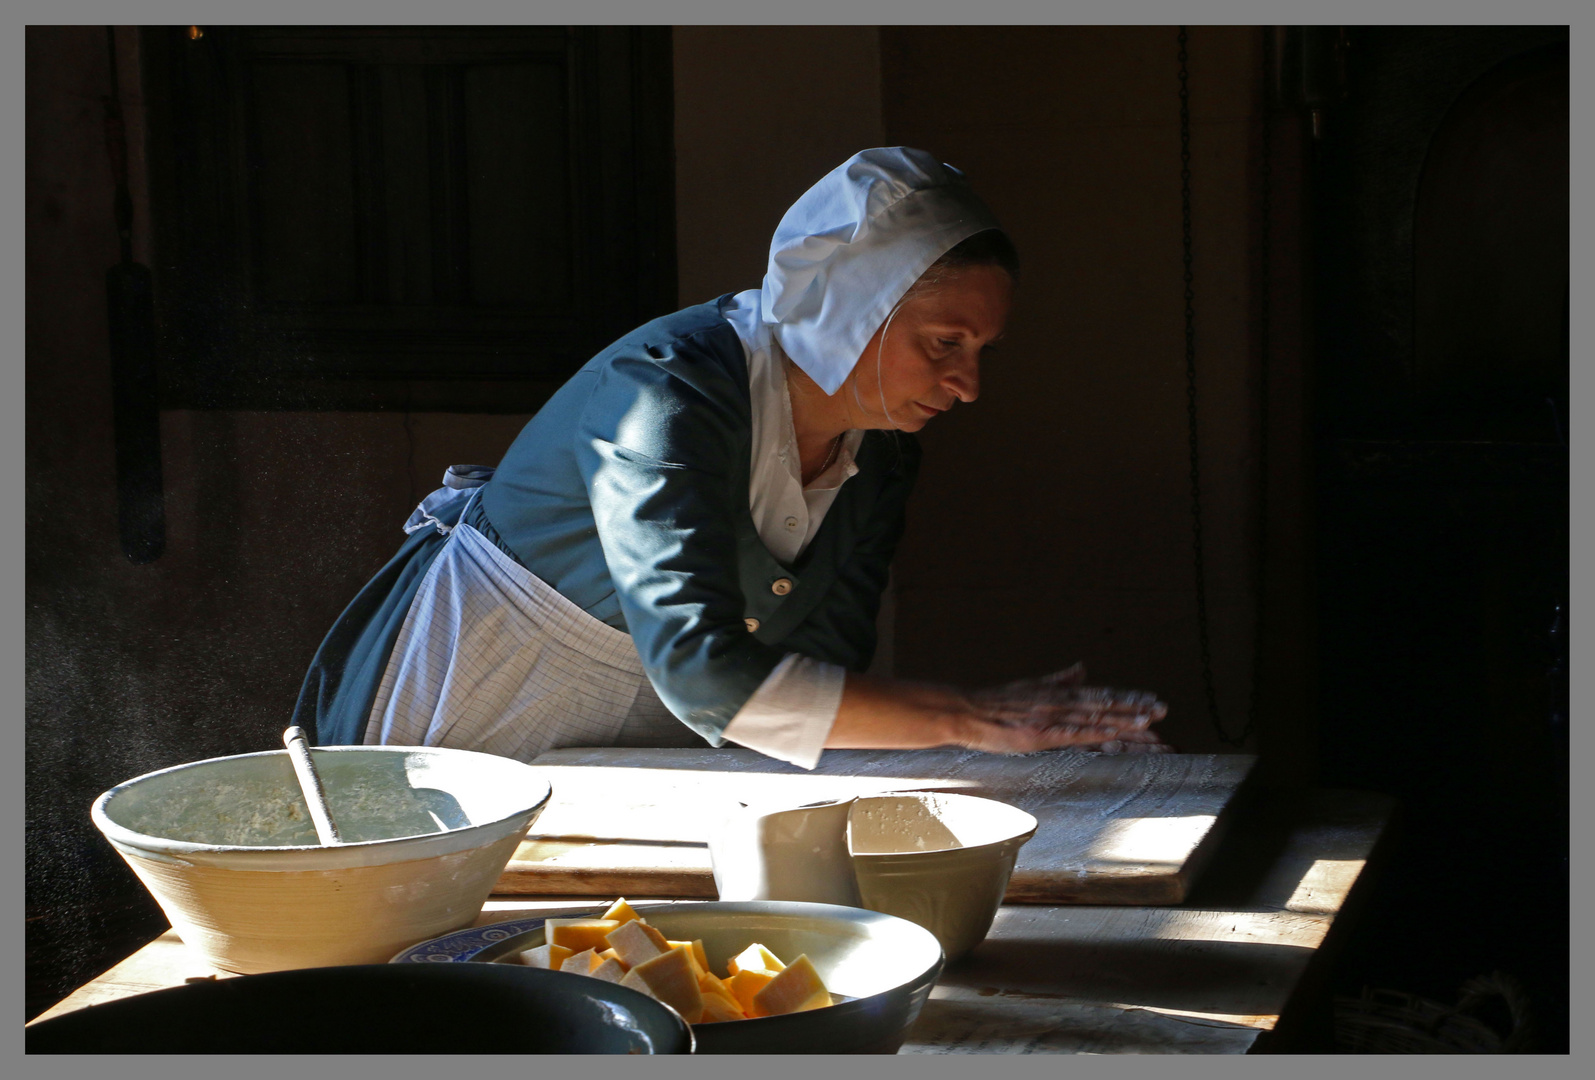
[846,262,1014,433]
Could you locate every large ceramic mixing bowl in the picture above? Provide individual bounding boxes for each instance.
[847,791,1038,961]
[92,745,551,974]
[394,900,946,1054]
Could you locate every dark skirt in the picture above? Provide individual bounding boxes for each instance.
[290,500,465,746]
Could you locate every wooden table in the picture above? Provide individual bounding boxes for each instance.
[30,785,1392,1054]
[502,748,1258,904]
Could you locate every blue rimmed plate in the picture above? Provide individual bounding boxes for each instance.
[391,915,559,963]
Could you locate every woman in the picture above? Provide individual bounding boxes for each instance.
[294,148,1168,767]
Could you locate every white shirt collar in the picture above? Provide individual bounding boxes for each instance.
[725,291,862,565]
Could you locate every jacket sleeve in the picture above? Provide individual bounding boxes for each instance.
[572,337,786,745]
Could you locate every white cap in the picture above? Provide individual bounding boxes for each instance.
[759,147,1003,395]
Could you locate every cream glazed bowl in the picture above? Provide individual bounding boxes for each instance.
[847,791,1038,961]
[92,745,552,975]
[401,900,945,1055]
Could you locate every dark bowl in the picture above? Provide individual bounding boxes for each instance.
[25,963,694,1054]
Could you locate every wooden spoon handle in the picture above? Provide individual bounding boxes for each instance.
[283,726,343,846]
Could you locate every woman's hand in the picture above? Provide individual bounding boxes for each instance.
[825,666,1172,755]
[959,664,1171,754]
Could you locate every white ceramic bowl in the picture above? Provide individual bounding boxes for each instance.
[847,791,1038,961]
[708,797,863,906]
[92,745,552,974]
[406,900,945,1055]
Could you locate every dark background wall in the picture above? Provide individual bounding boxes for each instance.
[1302,26,1568,1052]
[878,27,1316,780]
[27,25,1567,1048]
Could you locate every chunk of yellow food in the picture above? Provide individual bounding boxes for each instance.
[697,992,747,1023]
[727,942,786,975]
[751,954,832,1016]
[728,968,777,1014]
[605,918,670,969]
[517,943,572,969]
[536,916,843,1026]
[627,946,705,1023]
[667,940,707,979]
[543,918,620,954]
[600,897,643,925]
[697,971,742,1016]
[589,957,626,983]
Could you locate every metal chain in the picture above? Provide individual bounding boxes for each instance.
[1179,27,1270,747]
[1177,28,1223,740]
[1244,28,1274,744]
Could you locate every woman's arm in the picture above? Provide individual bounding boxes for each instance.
[571,320,1168,758]
[575,331,796,743]
[827,670,1170,754]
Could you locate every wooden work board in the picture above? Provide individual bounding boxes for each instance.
[496,748,1256,905]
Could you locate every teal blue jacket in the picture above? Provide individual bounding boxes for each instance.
[296,297,919,747]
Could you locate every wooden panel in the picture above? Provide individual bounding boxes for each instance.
[248,63,358,304]
[141,26,676,411]
[374,64,435,306]
[464,62,571,307]
[242,26,568,65]
[497,749,1255,904]
[903,906,1326,1054]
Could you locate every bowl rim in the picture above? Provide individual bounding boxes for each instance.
[25,962,697,1055]
[389,899,946,1033]
[91,745,552,858]
[845,789,1039,860]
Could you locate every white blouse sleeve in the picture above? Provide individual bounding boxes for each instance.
[721,653,844,769]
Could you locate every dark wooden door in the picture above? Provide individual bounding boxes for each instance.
[141,26,675,412]
[1305,27,1567,1050]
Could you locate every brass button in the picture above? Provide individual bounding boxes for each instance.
[770,578,793,596]
[744,617,760,633]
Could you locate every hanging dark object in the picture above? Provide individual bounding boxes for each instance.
[1274,26,1349,141]
[1246,27,1274,744]
[103,27,164,564]
[1178,27,1272,747]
